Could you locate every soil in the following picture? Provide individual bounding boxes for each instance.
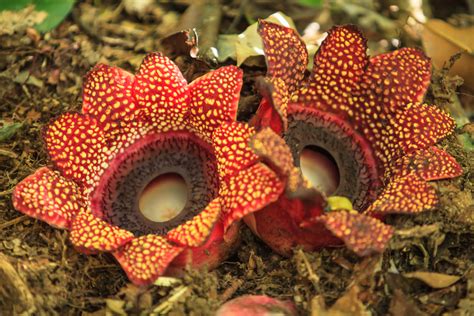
[0,1,473,315]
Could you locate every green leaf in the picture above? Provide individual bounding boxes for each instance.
[33,0,75,32]
[0,0,75,32]
[0,0,31,11]
[298,0,323,8]
[0,122,23,143]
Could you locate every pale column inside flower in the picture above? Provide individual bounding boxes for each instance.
[299,145,340,195]
[138,173,189,222]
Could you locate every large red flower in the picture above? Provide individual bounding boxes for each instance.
[12,53,283,285]
[246,21,463,256]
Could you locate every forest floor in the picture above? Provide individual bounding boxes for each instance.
[0,1,473,315]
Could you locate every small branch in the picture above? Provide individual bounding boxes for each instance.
[219,278,243,302]
[0,215,28,230]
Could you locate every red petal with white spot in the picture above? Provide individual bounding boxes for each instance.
[386,146,463,181]
[317,211,394,256]
[212,121,260,181]
[245,194,337,257]
[365,174,438,214]
[12,167,82,229]
[221,163,284,230]
[349,50,432,170]
[82,64,137,133]
[392,103,456,153]
[365,48,431,109]
[251,77,289,134]
[134,52,189,127]
[113,235,183,286]
[258,20,308,94]
[296,25,368,115]
[44,112,106,187]
[167,198,222,247]
[70,207,134,253]
[188,66,243,139]
[249,127,294,178]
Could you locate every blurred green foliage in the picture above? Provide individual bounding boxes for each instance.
[0,0,75,32]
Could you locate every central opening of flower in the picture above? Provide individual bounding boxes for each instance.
[91,131,219,236]
[285,106,380,210]
[300,145,340,195]
[138,173,189,223]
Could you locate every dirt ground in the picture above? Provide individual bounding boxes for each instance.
[0,0,473,315]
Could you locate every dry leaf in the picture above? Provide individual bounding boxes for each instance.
[0,6,46,36]
[311,285,371,316]
[403,271,461,289]
[422,19,474,90]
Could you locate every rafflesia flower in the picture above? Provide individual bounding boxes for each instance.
[246,21,463,256]
[216,295,296,316]
[12,53,283,285]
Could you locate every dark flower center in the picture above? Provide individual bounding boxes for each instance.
[285,105,380,210]
[90,131,219,236]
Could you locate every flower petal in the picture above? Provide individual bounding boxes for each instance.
[134,52,188,126]
[212,121,260,181]
[365,174,438,214]
[166,198,221,247]
[251,77,289,134]
[221,163,284,230]
[12,167,82,229]
[70,207,134,252]
[296,25,368,115]
[44,112,106,187]
[392,103,456,153]
[386,146,463,181]
[188,66,243,139]
[364,48,431,109]
[82,64,136,132]
[350,50,433,169]
[249,127,294,178]
[317,211,394,256]
[113,235,183,286]
[258,20,308,94]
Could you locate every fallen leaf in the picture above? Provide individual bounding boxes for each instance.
[0,122,23,143]
[389,289,427,316]
[0,5,46,36]
[14,71,44,88]
[403,271,461,289]
[311,286,371,316]
[105,299,127,316]
[26,109,41,122]
[422,19,474,90]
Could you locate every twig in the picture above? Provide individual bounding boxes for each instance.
[0,188,14,196]
[150,285,190,315]
[295,249,320,291]
[219,278,243,302]
[0,215,28,230]
[0,148,18,159]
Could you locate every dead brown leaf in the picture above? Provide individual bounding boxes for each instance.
[422,19,474,90]
[311,285,371,316]
[403,271,461,289]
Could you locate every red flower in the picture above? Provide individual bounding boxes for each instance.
[12,53,283,285]
[246,21,463,256]
[216,295,296,316]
